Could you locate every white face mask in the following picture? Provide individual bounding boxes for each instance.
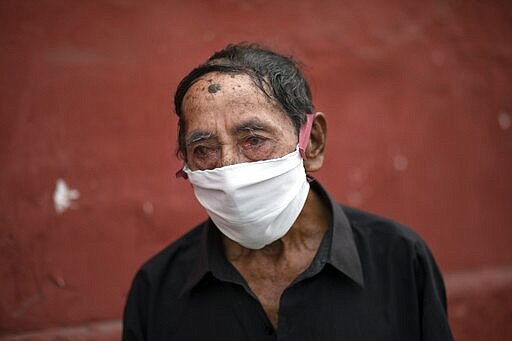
[182,146,310,249]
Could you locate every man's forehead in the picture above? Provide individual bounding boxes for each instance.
[181,72,279,115]
[180,71,295,137]
[185,72,254,95]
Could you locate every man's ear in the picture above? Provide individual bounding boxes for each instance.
[304,112,327,172]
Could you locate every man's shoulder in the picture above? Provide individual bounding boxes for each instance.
[339,204,440,279]
[341,204,426,250]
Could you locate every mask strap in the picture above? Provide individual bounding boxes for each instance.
[176,167,188,179]
[299,113,315,159]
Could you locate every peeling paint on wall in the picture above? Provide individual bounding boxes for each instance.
[53,178,80,214]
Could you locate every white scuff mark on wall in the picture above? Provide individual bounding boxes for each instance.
[393,154,408,171]
[53,178,80,214]
[142,201,154,216]
[48,273,66,288]
[202,30,215,42]
[347,191,363,207]
[498,111,511,130]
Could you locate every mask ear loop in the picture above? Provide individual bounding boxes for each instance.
[176,167,188,179]
[299,113,315,183]
[299,113,315,159]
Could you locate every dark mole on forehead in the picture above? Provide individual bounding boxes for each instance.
[208,83,221,94]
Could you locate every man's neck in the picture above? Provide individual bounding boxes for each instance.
[222,187,331,328]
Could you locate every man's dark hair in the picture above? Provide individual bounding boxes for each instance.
[174,42,314,159]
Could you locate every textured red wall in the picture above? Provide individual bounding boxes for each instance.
[1,1,511,340]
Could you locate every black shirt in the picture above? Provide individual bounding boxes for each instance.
[123,180,454,340]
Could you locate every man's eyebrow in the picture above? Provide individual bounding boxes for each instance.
[185,131,216,145]
[233,119,272,134]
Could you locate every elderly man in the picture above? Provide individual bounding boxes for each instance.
[123,43,454,340]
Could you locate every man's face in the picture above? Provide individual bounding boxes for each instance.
[181,72,298,170]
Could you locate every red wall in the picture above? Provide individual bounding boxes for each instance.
[1,1,511,339]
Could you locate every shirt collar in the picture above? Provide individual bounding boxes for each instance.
[310,180,365,287]
[180,179,364,296]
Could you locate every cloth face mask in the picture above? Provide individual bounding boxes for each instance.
[182,146,310,249]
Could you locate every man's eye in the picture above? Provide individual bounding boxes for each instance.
[244,136,265,147]
[193,146,213,157]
